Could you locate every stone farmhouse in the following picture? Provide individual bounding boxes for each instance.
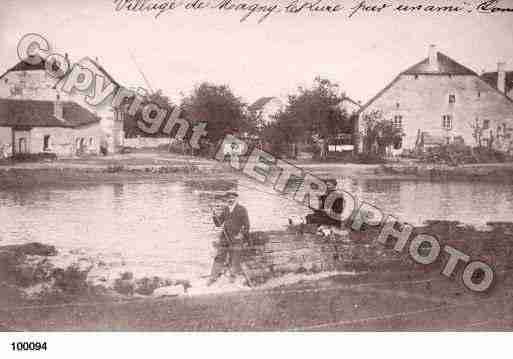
[356,45,513,154]
[0,55,125,157]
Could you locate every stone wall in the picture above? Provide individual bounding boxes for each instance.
[124,137,170,148]
[359,74,513,153]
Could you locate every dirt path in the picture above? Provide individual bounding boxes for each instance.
[2,270,511,331]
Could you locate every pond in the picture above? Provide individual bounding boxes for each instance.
[1,175,512,280]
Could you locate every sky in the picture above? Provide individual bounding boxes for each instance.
[1,0,513,105]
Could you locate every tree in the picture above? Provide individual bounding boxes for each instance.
[272,77,349,143]
[361,111,403,154]
[123,89,174,138]
[181,82,248,142]
[259,115,297,155]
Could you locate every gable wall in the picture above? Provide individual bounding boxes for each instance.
[359,74,513,152]
[0,70,60,100]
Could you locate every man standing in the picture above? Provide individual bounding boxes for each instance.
[208,191,250,285]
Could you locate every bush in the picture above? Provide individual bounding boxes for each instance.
[351,153,386,164]
[473,147,507,163]
[418,145,510,165]
[11,152,57,162]
[52,264,91,295]
[105,165,124,173]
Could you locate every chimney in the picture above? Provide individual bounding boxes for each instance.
[54,94,63,120]
[497,62,506,93]
[428,44,438,71]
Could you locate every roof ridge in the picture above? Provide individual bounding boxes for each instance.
[249,96,277,110]
[402,51,478,76]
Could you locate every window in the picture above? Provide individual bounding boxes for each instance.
[483,120,490,130]
[393,115,403,129]
[442,115,452,130]
[89,138,94,146]
[43,135,50,151]
[18,138,27,153]
[449,94,456,104]
[477,91,481,99]
[396,102,400,109]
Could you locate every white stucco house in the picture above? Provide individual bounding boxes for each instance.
[0,98,103,157]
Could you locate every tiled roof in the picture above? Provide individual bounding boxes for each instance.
[0,98,100,128]
[3,57,47,73]
[0,56,66,80]
[340,96,362,108]
[249,97,276,112]
[403,52,478,76]
[358,51,480,115]
[481,71,513,94]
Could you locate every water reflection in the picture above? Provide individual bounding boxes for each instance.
[1,178,513,278]
[342,179,513,226]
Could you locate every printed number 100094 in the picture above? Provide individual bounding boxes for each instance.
[11,342,47,351]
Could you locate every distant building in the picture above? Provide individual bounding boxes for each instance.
[0,56,125,155]
[248,97,285,126]
[338,96,361,115]
[357,45,513,154]
[0,98,103,157]
[77,57,126,153]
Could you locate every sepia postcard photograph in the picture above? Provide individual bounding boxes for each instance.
[1,0,513,350]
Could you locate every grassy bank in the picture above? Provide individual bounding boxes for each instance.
[0,151,231,188]
[380,162,513,183]
[0,165,208,188]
